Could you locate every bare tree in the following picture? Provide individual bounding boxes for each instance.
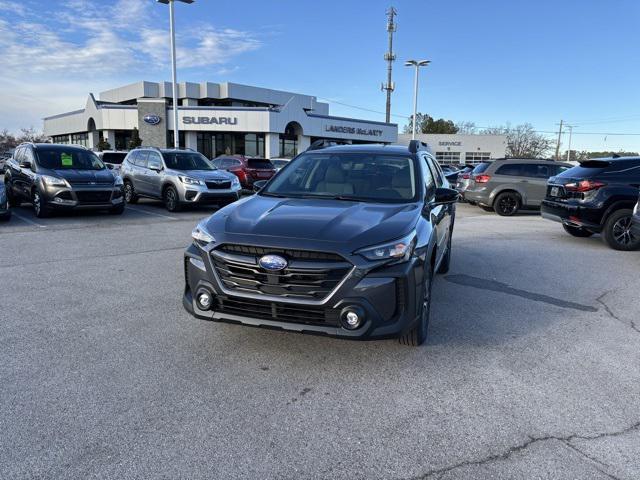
[17,127,48,143]
[481,123,552,158]
[455,121,477,134]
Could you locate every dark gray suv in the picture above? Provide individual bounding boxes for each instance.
[465,159,572,216]
[120,148,241,211]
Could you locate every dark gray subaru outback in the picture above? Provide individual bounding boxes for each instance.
[183,141,458,346]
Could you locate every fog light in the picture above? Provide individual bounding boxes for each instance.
[340,307,365,330]
[196,289,213,310]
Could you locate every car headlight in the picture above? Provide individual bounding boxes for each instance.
[231,176,240,188]
[180,176,204,186]
[41,175,69,187]
[192,219,215,246]
[113,175,124,186]
[356,231,416,261]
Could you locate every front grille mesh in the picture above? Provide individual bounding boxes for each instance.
[212,245,351,300]
[205,181,231,189]
[216,296,339,326]
[75,191,112,203]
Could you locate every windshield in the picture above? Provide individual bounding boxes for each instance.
[36,147,105,170]
[472,162,492,174]
[163,152,214,170]
[262,152,418,202]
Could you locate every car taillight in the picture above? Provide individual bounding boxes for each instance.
[564,179,606,192]
[474,174,491,183]
[462,173,470,179]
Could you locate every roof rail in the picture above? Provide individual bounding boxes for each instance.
[306,139,350,151]
[408,139,429,154]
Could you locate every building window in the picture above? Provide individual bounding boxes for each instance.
[244,133,265,158]
[167,131,186,149]
[197,132,213,159]
[435,151,461,164]
[52,135,69,144]
[465,152,491,163]
[70,132,89,147]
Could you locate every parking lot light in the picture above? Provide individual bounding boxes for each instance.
[405,59,431,140]
[157,0,195,149]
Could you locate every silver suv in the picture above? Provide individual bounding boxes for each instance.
[465,159,572,216]
[120,148,241,211]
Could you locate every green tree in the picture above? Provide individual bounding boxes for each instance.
[404,113,459,135]
[128,127,142,149]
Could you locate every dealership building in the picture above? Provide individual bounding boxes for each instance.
[43,81,398,159]
[398,133,508,165]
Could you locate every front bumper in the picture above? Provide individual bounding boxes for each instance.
[541,199,602,232]
[182,243,424,340]
[179,183,241,204]
[43,184,125,210]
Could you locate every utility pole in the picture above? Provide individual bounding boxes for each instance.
[555,119,563,160]
[565,125,574,161]
[381,6,397,123]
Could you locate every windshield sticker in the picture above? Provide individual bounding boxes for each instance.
[61,153,73,167]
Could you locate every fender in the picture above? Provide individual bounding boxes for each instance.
[601,199,637,225]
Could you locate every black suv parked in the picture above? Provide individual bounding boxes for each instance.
[4,143,125,218]
[541,157,640,250]
[183,141,459,346]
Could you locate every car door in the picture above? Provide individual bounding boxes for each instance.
[145,151,164,198]
[423,154,450,265]
[7,147,25,199]
[522,163,551,206]
[21,147,38,200]
[132,151,150,195]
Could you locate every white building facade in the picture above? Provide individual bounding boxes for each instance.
[398,133,508,165]
[43,81,398,159]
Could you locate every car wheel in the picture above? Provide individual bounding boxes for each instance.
[5,182,20,207]
[32,190,51,218]
[562,224,594,238]
[399,261,433,347]
[494,192,520,216]
[163,186,181,212]
[602,209,640,251]
[109,203,125,215]
[123,181,138,204]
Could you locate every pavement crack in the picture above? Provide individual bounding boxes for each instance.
[562,441,620,480]
[444,274,597,312]
[597,290,640,334]
[407,421,640,479]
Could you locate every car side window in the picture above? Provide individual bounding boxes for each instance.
[495,164,524,176]
[135,151,149,168]
[13,147,23,164]
[427,157,444,187]
[24,148,36,168]
[420,155,436,199]
[147,152,163,170]
[211,159,222,168]
[126,151,138,165]
[520,164,551,178]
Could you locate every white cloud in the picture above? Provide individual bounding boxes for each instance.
[0,0,263,131]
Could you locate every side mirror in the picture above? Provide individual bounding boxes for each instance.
[149,163,163,172]
[106,163,114,170]
[253,180,267,192]
[445,171,460,183]
[434,187,459,205]
[19,160,32,169]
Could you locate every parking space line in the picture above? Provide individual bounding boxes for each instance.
[11,212,47,228]
[126,205,177,220]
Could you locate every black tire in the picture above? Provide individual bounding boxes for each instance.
[399,262,433,347]
[163,185,181,212]
[123,180,138,204]
[0,211,10,222]
[602,209,640,251]
[494,192,521,216]
[109,203,125,215]
[562,224,594,238]
[481,206,494,212]
[5,182,20,207]
[32,189,51,218]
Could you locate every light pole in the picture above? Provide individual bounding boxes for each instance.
[157,0,194,149]
[405,59,430,140]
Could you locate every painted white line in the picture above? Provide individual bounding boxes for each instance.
[126,205,177,220]
[11,212,47,228]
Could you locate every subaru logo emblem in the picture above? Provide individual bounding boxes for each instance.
[258,254,288,271]
[143,114,161,125]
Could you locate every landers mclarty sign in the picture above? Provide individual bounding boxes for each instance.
[324,125,384,137]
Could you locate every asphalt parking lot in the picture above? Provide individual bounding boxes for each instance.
[1,199,639,480]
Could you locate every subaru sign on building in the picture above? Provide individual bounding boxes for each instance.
[43,80,398,158]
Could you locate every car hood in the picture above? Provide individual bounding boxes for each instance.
[48,168,115,183]
[174,169,234,181]
[208,195,421,249]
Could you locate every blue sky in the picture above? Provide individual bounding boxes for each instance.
[1,0,639,152]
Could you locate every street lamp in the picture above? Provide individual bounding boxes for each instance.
[157,0,194,149]
[405,59,430,140]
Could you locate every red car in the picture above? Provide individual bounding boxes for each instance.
[211,156,276,190]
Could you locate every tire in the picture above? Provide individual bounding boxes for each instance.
[562,224,594,237]
[163,185,181,212]
[5,183,20,207]
[123,180,138,204]
[32,189,51,218]
[109,203,125,215]
[494,192,521,216]
[602,209,640,251]
[399,261,433,347]
[481,206,494,212]
[0,211,10,222]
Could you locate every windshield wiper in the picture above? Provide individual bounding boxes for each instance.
[260,192,288,198]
